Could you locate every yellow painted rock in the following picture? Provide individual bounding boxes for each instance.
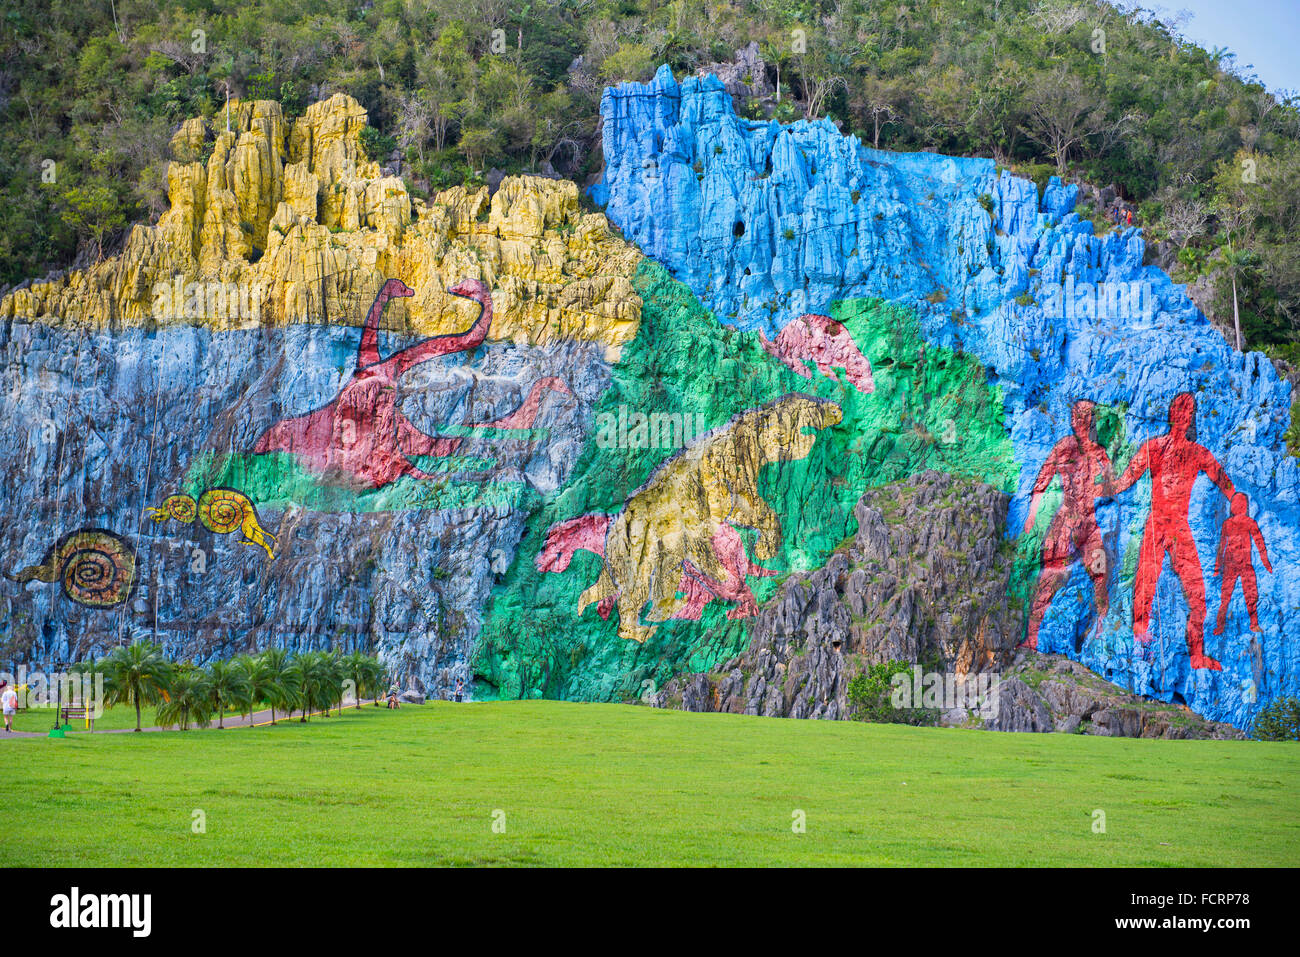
[2,95,643,358]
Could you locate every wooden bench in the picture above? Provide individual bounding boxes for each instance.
[59,704,94,732]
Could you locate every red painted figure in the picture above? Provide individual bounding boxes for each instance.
[1114,392,1235,669]
[253,278,493,489]
[1022,400,1115,650]
[535,514,772,621]
[1214,492,1272,635]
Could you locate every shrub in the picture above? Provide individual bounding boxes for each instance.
[1252,695,1300,741]
[847,660,939,726]
[360,126,397,163]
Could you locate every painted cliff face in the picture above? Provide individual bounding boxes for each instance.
[3,77,1297,727]
[252,278,490,489]
[0,162,642,696]
[537,393,842,644]
[759,314,875,393]
[588,65,1299,728]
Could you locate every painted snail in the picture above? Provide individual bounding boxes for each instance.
[9,528,137,608]
[147,487,278,560]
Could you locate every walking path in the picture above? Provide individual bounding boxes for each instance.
[1,699,380,738]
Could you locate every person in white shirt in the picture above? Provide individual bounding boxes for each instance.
[0,681,17,732]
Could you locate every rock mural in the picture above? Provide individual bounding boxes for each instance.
[1022,399,1115,655]
[591,65,1298,728]
[251,278,490,488]
[8,529,137,609]
[540,393,842,643]
[758,314,875,393]
[0,94,639,698]
[1,71,1295,733]
[146,489,278,562]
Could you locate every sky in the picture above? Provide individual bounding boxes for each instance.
[1157,0,1300,94]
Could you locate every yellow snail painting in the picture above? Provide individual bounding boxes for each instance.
[147,488,278,561]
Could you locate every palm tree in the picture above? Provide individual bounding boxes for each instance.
[232,654,262,726]
[330,652,348,716]
[101,641,174,732]
[257,648,300,726]
[287,651,344,721]
[1220,244,1260,352]
[342,651,384,710]
[156,667,214,731]
[206,659,252,729]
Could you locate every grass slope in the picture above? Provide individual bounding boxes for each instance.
[1,701,1296,867]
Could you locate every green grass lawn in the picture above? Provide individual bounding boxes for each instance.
[1,700,1296,866]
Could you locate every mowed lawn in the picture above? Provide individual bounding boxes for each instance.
[1,701,1297,866]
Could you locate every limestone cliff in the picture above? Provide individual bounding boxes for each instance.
[653,470,1242,739]
[3,76,1296,735]
[654,470,1017,719]
[2,95,642,358]
[0,94,644,698]
[590,66,1299,731]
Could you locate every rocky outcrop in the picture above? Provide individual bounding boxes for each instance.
[3,74,1295,729]
[988,654,1244,739]
[653,474,1244,738]
[0,95,648,699]
[654,470,1018,719]
[695,41,773,112]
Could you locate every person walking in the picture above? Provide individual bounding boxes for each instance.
[1,680,17,732]
[1021,400,1117,651]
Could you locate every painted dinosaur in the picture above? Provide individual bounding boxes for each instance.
[536,514,776,621]
[759,313,875,393]
[252,278,502,488]
[539,393,842,643]
[470,377,572,430]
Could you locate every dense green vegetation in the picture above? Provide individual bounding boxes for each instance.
[2,0,1297,352]
[1251,695,1300,741]
[2,700,1296,865]
[847,660,940,725]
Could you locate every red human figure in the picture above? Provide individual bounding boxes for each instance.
[253,278,493,489]
[1214,492,1272,635]
[1021,401,1116,650]
[1114,392,1235,670]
